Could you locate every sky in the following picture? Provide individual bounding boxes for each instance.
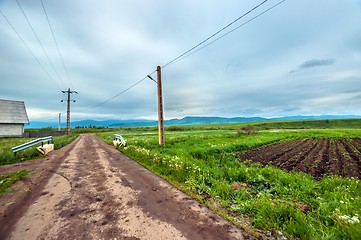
[1,0,361,122]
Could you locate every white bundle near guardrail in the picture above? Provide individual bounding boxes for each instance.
[113,134,127,148]
[12,136,54,156]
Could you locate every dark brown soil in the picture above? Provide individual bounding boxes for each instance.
[238,138,361,179]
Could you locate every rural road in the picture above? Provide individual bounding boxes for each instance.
[0,134,248,240]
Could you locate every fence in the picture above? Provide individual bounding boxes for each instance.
[23,131,67,138]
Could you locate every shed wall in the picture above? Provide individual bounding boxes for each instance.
[0,124,24,137]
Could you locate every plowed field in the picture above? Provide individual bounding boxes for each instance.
[238,138,361,179]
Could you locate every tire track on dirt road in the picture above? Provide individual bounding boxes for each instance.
[4,134,247,239]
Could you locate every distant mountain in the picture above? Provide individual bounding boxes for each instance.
[73,119,155,128]
[26,121,62,129]
[271,115,361,121]
[165,116,266,125]
[107,116,267,127]
[25,115,361,129]
[26,119,155,129]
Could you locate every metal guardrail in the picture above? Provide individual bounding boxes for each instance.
[12,136,54,155]
[114,134,127,147]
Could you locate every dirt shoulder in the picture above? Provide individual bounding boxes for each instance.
[1,134,251,239]
[0,135,80,238]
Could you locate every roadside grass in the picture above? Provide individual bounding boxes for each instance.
[0,170,28,196]
[98,128,361,239]
[0,134,78,166]
[71,118,361,133]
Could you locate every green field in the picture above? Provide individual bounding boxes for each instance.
[1,119,361,239]
[98,120,361,239]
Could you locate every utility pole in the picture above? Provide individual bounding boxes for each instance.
[147,66,165,145]
[61,88,78,135]
[157,66,165,145]
[58,113,61,131]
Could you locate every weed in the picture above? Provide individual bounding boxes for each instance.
[0,170,28,196]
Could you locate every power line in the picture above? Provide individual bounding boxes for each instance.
[161,0,269,69]
[78,68,157,112]
[171,0,287,66]
[81,76,150,112]
[0,9,62,90]
[40,0,74,89]
[74,1,286,114]
[16,0,66,88]
[80,1,283,113]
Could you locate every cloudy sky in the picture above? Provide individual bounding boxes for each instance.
[1,0,361,122]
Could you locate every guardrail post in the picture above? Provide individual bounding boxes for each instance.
[113,134,126,148]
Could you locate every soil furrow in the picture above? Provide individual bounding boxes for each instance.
[238,138,361,180]
[281,139,320,172]
[294,139,325,176]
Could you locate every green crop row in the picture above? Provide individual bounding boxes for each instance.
[98,129,361,239]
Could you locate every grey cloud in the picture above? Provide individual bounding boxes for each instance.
[300,59,335,68]
[1,0,361,121]
[289,58,335,74]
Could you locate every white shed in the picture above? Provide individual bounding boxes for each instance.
[0,99,29,137]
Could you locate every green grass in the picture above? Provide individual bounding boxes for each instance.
[65,118,361,133]
[0,134,78,166]
[163,118,361,131]
[98,127,361,239]
[0,170,28,196]
[248,118,361,130]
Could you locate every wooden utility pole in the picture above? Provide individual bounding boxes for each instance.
[157,66,165,145]
[61,88,78,135]
[58,113,61,131]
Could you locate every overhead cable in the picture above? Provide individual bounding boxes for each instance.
[171,0,287,66]
[161,0,269,69]
[81,76,149,112]
[78,68,157,112]
[16,0,66,88]
[76,0,286,113]
[85,0,282,112]
[40,0,74,89]
[0,9,62,90]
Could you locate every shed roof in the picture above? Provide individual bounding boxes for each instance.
[0,99,29,124]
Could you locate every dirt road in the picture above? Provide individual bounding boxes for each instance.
[0,134,248,239]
